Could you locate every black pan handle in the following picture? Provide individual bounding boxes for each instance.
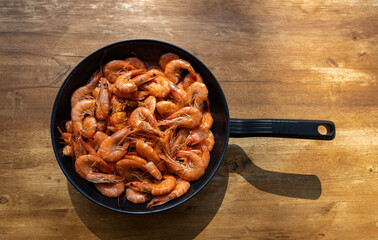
[230,119,335,140]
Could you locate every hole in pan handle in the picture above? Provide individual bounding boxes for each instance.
[230,119,336,140]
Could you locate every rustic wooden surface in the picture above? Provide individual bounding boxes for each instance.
[0,0,377,239]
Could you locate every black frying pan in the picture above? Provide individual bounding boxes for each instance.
[51,39,335,214]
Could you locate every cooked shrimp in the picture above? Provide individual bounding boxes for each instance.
[156,101,179,118]
[103,60,135,83]
[141,75,171,98]
[164,59,197,84]
[71,99,96,135]
[136,140,166,172]
[62,145,74,157]
[107,112,128,132]
[138,96,156,114]
[181,73,203,91]
[186,111,213,145]
[58,127,73,145]
[161,149,207,181]
[126,175,176,196]
[158,107,202,129]
[80,138,100,156]
[168,83,186,107]
[75,154,123,183]
[124,57,147,70]
[171,128,190,153]
[96,120,107,132]
[158,53,180,71]
[129,107,163,136]
[95,78,111,121]
[116,158,147,180]
[65,120,74,133]
[72,135,87,159]
[126,188,151,204]
[71,71,100,107]
[114,69,146,94]
[204,130,215,151]
[81,116,97,138]
[98,127,136,162]
[110,95,138,112]
[87,131,108,150]
[185,82,208,109]
[116,156,162,181]
[95,182,125,198]
[92,87,100,99]
[113,88,149,100]
[145,162,162,181]
[147,179,190,208]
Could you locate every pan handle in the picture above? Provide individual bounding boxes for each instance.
[230,119,335,140]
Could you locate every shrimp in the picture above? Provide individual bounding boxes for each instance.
[58,127,73,145]
[71,71,100,107]
[204,130,215,151]
[95,182,125,198]
[110,95,137,113]
[116,158,148,180]
[113,88,149,100]
[87,131,108,150]
[145,162,162,181]
[181,73,203,91]
[164,59,197,84]
[185,82,208,109]
[75,154,123,183]
[103,60,135,83]
[136,140,166,172]
[92,87,100,99]
[107,112,128,132]
[117,156,162,181]
[168,83,186,107]
[147,179,190,208]
[158,53,180,71]
[171,128,190,153]
[81,116,97,138]
[126,188,151,204]
[63,145,74,157]
[124,57,147,70]
[156,101,179,118]
[161,149,207,181]
[71,99,96,135]
[114,69,146,94]
[98,127,136,162]
[72,135,87,159]
[80,138,100,156]
[186,111,213,145]
[65,120,74,133]
[129,107,163,136]
[158,107,202,129]
[139,96,156,114]
[95,78,110,121]
[141,76,171,98]
[96,120,107,132]
[126,175,176,196]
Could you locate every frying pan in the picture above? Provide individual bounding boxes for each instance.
[51,39,335,214]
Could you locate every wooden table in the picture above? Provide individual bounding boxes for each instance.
[1,0,377,239]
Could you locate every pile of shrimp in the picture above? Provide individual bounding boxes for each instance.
[59,53,214,208]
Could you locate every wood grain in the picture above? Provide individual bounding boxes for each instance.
[0,0,377,239]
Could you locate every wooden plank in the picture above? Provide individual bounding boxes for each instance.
[0,0,377,239]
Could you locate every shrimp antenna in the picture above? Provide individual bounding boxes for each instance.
[100,49,108,78]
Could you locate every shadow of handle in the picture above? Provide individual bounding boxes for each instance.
[225,144,322,200]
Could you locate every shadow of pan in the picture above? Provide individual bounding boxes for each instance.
[68,158,229,240]
[224,144,322,200]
